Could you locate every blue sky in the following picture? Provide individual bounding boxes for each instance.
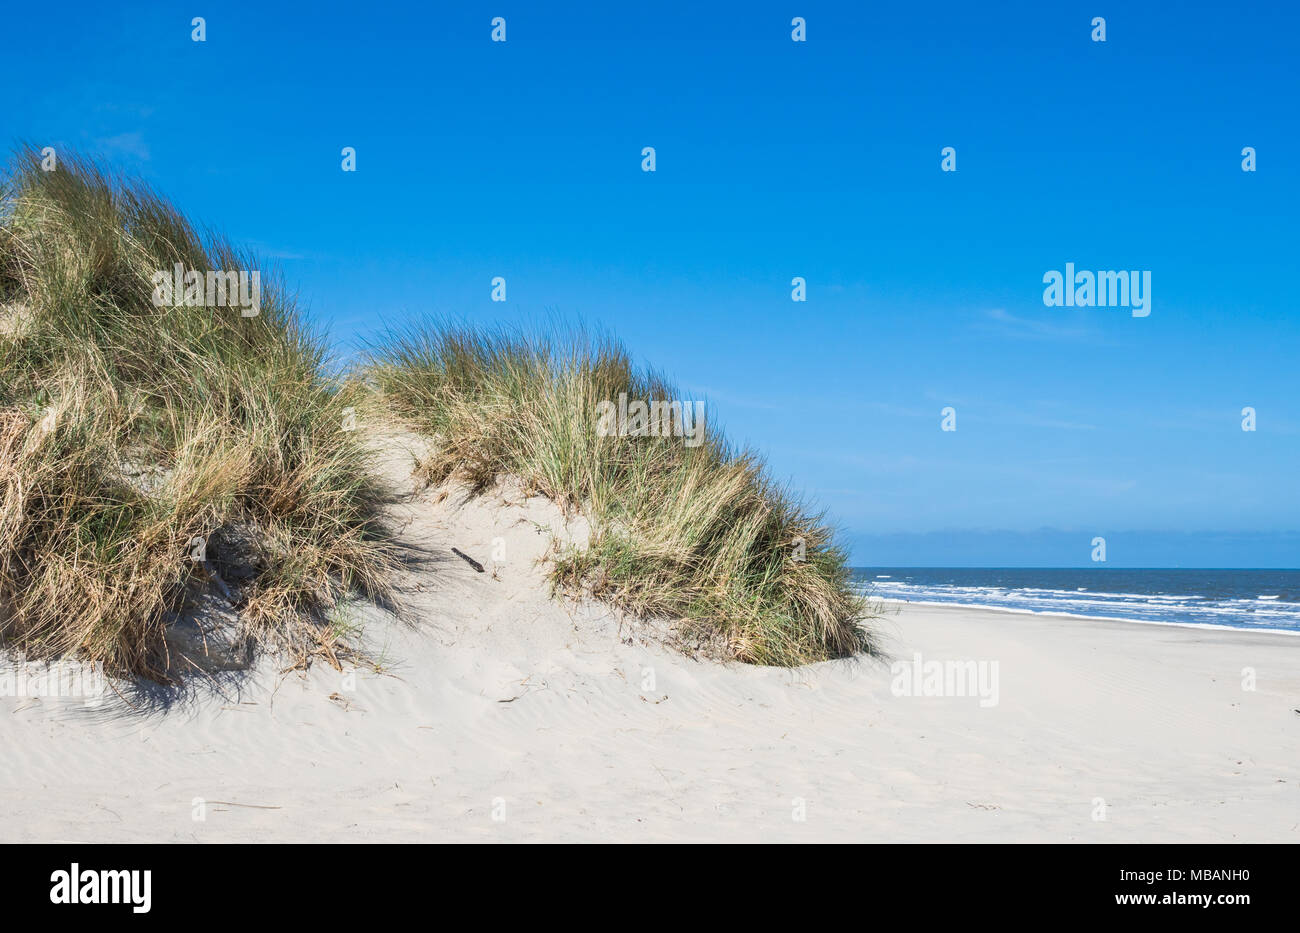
[3,1,1297,566]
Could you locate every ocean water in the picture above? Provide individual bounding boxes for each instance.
[852,568,1300,634]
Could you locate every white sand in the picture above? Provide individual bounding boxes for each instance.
[3,437,1297,843]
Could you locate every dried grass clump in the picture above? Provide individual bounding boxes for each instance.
[368,323,875,666]
[0,148,396,682]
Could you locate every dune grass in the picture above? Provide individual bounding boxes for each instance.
[367,324,875,666]
[0,149,396,682]
[0,147,873,681]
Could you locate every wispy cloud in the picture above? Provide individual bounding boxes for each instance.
[93,132,150,162]
[686,385,788,412]
[978,307,1092,342]
[247,243,309,261]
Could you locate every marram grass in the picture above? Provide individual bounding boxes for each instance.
[0,147,874,681]
[0,149,397,682]
[367,324,877,666]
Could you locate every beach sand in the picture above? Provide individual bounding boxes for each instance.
[3,439,1297,843]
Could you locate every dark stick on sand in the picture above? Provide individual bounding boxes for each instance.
[451,547,485,573]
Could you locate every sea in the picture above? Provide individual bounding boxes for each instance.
[852,568,1300,635]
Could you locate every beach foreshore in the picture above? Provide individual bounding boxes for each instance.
[4,577,1296,841]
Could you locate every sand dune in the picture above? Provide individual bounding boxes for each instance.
[3,436,1297,843]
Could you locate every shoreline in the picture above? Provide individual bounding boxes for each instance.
[874,597,1300,638]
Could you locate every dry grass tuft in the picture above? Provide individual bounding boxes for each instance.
[0,148,397,682]
[367,322,876,666]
